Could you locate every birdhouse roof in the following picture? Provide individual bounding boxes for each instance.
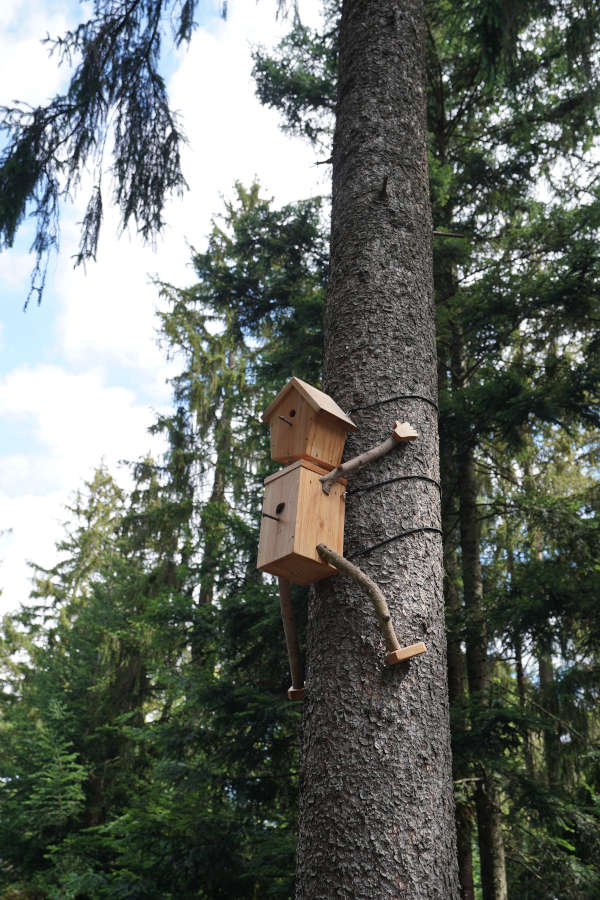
[262,377,357,430]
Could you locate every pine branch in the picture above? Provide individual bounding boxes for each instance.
[0,0,192,304]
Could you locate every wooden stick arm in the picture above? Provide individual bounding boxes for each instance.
[320,421,418,494]
[316,543,426,666]
[316,543,399,652]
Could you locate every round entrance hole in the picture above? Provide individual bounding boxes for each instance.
[275,502,286,515]
[289,409,296,417]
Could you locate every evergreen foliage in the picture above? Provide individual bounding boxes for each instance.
[0,0,289,305]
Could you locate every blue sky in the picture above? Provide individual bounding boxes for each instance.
[0,0,326,612]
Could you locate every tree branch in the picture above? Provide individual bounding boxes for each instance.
[320,421,418,494]
[316,544,426,666]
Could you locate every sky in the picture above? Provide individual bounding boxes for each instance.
[0,0,328,614]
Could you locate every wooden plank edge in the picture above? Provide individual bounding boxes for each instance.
[386,641,427,665]
[288,685,305,701]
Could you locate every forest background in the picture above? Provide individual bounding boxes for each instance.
[1,1,600,898]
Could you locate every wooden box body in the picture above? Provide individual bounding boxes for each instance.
[262,377,356,471]
[257,460,346,585]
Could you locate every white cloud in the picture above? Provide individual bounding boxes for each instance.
[0,252,33,290]
[55,226,180,387]
[0,364,163,491]
[55,0,328,380]
[0,491,68,615]
[0,2,75,104]
[168,0,328,226]
[0,363,166,614]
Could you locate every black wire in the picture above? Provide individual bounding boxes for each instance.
[348,393,439,415]
[346,474,441,496]
[349,526,443,560]
[341,401,442,557]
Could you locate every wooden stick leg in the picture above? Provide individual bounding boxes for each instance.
[287,686,306,700]
[278,576,305,701]
[316,544,427,666]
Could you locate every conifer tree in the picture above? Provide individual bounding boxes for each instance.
[253,2,600,896]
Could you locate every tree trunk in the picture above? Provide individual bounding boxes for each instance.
[191,386,233,665]
[198,394,232,608]
[521,458,562,794]
[444,521,475,900]
[538,644,561,792]
[458,446,508,900]
[296,2,459,897]
[439,340,475,900]
[514,631,535,780]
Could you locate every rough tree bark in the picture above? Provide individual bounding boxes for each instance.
[296,2,459,897]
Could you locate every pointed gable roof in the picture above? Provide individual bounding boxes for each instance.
[262,376,357,430]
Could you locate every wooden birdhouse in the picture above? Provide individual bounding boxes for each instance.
[262,376,357,471]
[257,459,346,585]
[259,378,427,695]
